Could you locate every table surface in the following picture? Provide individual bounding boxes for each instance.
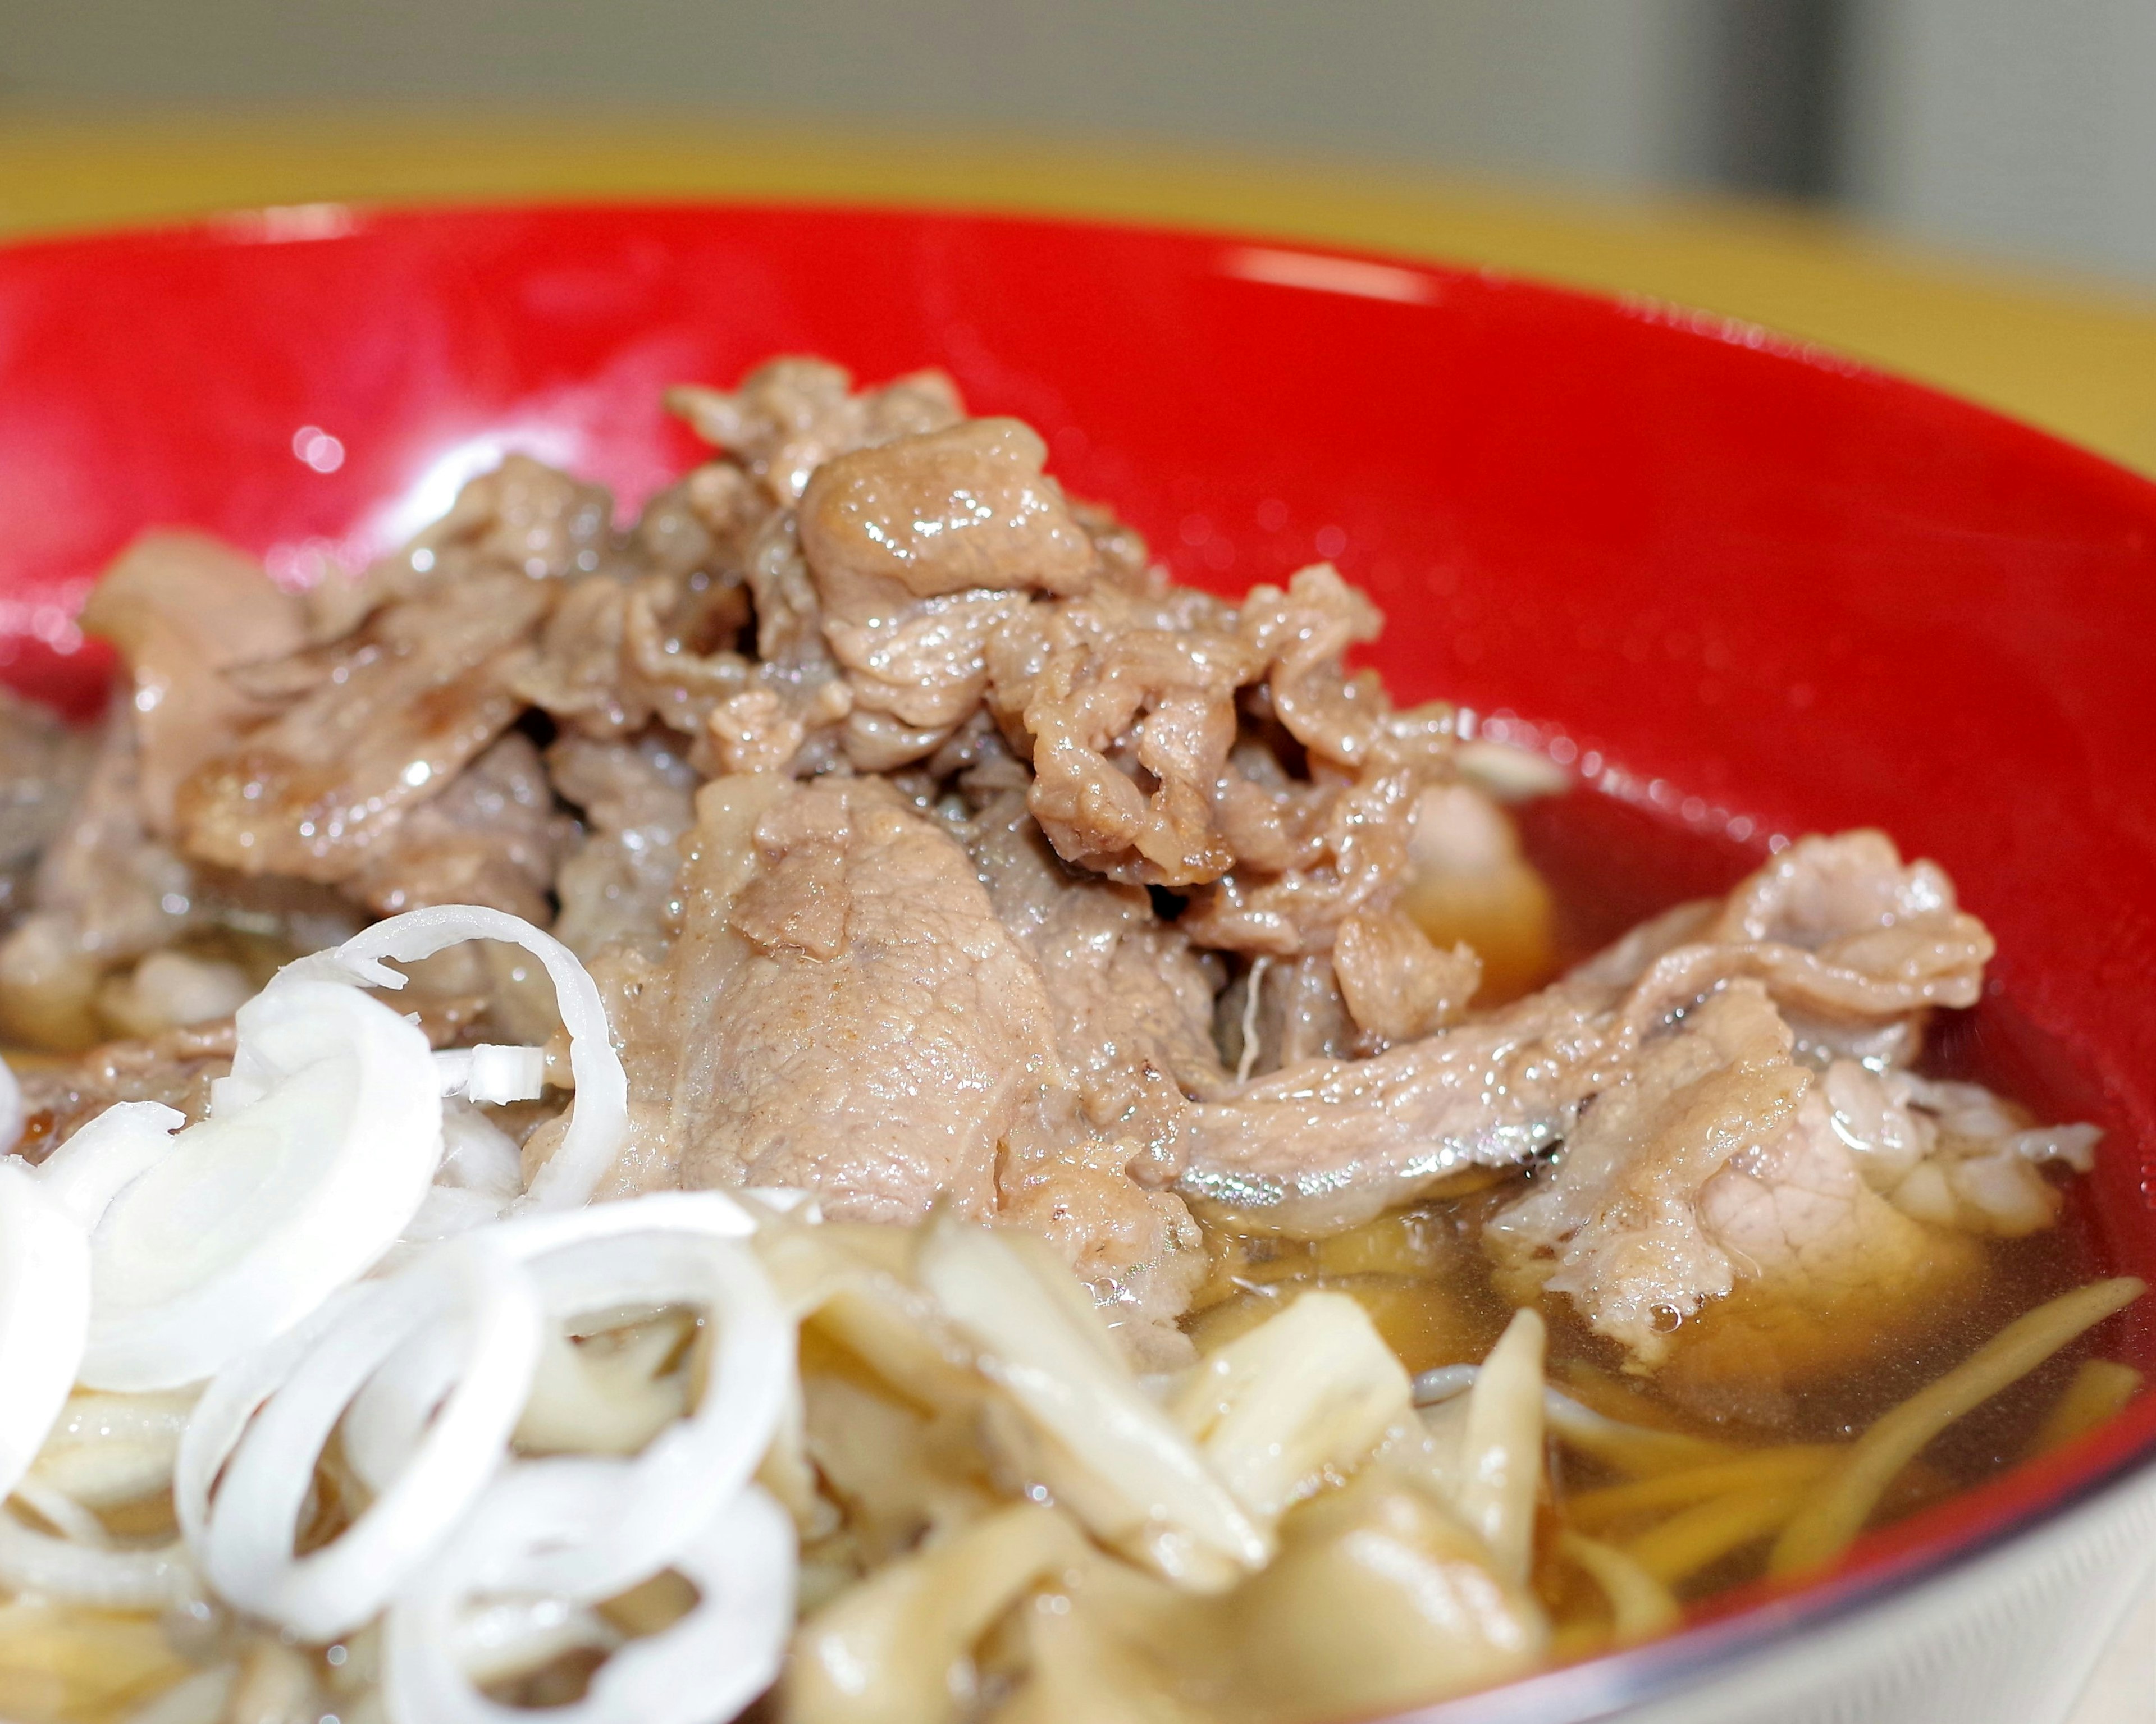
[4,111,2156,482]
[2,112,2152,1722]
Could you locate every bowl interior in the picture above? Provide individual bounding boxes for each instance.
[3,202,2154,1712]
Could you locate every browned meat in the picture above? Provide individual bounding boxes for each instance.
[1216,954,1359,1081]
[548,731,698,959]
[1170,830,1997,1237]
[1482,981,1812,1362]
[984,564,1456,958]
[590,775,1064,1225]
[339,733,570,922]
[0,686,93,930]
[176,571,552,881]
[307,454,618,641]
[987,580,1257,886]
[77,532,307,836]
[1332,910,1480,1044]
[9,1017,237,1156]
[668,357,963,504]
[0,716,199,1049]
[794,418,1099,772]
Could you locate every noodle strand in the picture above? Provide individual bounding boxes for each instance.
[1771,1277,2145,1577]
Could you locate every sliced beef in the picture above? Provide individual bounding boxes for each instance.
[307,454,617,642]
[0,716,200,1049]
[983,563,1457,957]
[547,730,698,960]
[1168,830,2002,1238]
[176,571,552,881]
[340,732,570,922]
[668,357,963,505]
[0,686,93,930]
[76,531,307,835]
[592,775,1064,1224]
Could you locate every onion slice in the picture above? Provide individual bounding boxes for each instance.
[80,979,444,1392]
[0,1159,91,1501]
[385,1461,794,1724]
[288,906,628,1209]
[179,1246,543,1642]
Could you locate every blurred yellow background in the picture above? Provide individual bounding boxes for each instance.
[3,112,2154,479]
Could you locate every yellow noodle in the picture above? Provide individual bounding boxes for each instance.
[2025,1359,2144,1458]
[1564,1447,1840,1531]
[1557,1533,1683,1644]
[1624,1487,1808,1585]
[1543,1397,1733,1478]
[1772,1277,2146,1578]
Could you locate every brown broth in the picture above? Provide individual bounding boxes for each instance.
[1190,783,2132,1625]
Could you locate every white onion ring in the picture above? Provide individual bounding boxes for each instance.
[344,1195,782,1600]
[179,1246,543,1641]
[385,1460,794,1724]
[488,1205,788,1600]
[0,1159,91,1501]
[184,1192,785,1644]
[0,1498,200,1609]
[81,980,444,1392]
[288,906,629,1209]
[0,1056,20,1155]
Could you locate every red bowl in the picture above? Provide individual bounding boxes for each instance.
[3,203,2153,1718]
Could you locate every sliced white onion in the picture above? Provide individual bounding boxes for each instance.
[435,1046,550,1106]
[183,1191,784,1645]
[0,1498,201,1609]
[81,979,445,1392]
[0,1159,92,1501]
[288,906,628,1210]
[33,1102,182,1232]
[346,1194,784,1602]
[179,1245,543,1642]
[384,1461,794,1724]
[0,1056,19,1154]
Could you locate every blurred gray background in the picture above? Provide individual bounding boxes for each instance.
[0,0,2150,286]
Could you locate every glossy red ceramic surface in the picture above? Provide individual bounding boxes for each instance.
[3,204,2153,1717]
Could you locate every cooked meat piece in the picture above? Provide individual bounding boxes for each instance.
[1605,830,1994,1024]
[339,733,570,922]
[797,419,1099,772]
[0,716,198,1049]
[963,789,1227,1177]
[10,1016,237,1155]
[591,775,1065,1225]
[1179,712,1452,955]
[176,571,552,881]
[987,580,1258,886]
[800,418,1098,625]
[1811,1061,2099,1237]
[1482,981,1814,1364]
[1479,977,2063,1385]
[1332,910,1480,1044]
[984,564,1455,953]
[307,454,617,642]
[549,731,698,959]
[1170,830,2000,1237]
[1216,953,1359,1082]
[0,685,93,929]
[77,532,307,836]
[668,357,963,505]
[1175,978,1618,1235]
